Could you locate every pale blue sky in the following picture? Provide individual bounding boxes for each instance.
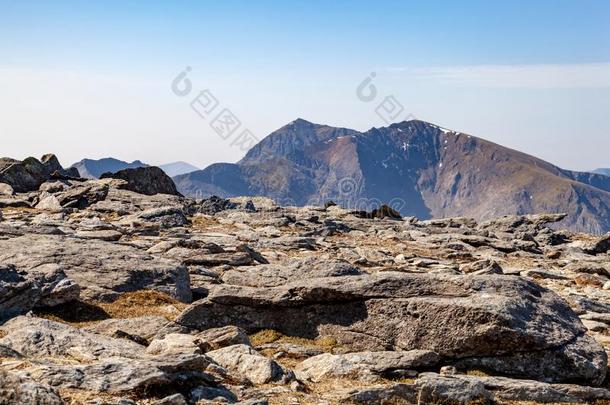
[1,1,609,170]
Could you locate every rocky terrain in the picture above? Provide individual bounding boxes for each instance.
[174,119,610,234]
[1,155,610,404]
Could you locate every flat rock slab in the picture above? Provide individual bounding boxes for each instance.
[0,316,145,361]
[295,350,440,382]
[25,354,211,394]
[0,233,191,302]
[177,272,607,385]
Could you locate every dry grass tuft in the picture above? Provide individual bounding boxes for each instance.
[59,388,129,405]
[98,290,188,321]
[34,290,187,327]
[250,329,283,346]
[250,329,341,352]
[466,369,490,377]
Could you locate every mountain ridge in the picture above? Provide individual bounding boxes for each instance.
[174,119,610,234]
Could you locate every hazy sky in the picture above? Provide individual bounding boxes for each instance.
[1,0,609,171]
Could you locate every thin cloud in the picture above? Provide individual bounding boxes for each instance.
[383,63,610,88]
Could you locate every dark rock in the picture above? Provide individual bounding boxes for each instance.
[352,204,402,220]
[0,264,80,322]
[0,154,75,193]
[197,195,237,215]
[101,166,181,196]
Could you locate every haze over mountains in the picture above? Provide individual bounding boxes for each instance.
[594,168,610,177]
[174,119,610,234]
[70,158,199,179]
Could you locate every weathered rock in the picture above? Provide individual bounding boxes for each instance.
[0,369,64,405]
[121,207,189,229]
[0,182,14,196]
[352,204,402,220]
[459,259,503,275]
[197,196,237,215]
[84,316,190,342]
[206,344,292,385]
[295,350,440,382]
[583,233,610,255]
[0,234,191,302]
[416,373,610,404]
[74,229,123,241]
[196,326,251,349]
[0,154,75,193]
[220,259,361,287]
[0,264,80,321]
[101,166,180,196]
[146,333,208,356]
[0,317,144,361]
[25,354,211,394]
[177,272,607,385]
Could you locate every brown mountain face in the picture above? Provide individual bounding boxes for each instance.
[174,119,610,234]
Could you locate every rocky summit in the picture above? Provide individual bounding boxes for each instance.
[1,164,610,404]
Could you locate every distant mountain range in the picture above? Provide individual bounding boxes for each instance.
[594,168,610,177]
[70,158,198,179]
[173,118,610,234]
[158,161,200,177]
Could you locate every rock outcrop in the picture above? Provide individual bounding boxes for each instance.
[0,154,78,193]
[177,272,607,384]
[101,166,181,196]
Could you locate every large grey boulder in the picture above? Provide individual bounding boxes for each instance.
[177,272,607,385]
[0,317,145,361]
[0,234,191,302]
[100,166,180,196]
[0,263,80,321]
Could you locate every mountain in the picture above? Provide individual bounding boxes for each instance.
[158,161,200,177]
[173,119,610,234]
[70,158,148,179]
[593,168,610,176]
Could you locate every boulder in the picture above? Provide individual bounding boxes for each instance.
[84,316,189,342]
[206,344,292,384]
[25,354,211,394]
[100,166,180,196]
[177,272,607,385]
[295,350,440,382]
[583,233,610,255]
[146,333,208,356]
[0,182,14,196]
[0,263,80,321]
[0,234,191,302]
[0,369,63,405]
[0,317,144,361]
[196,326,251,349]
[197,195,237,215]
[0,154,75,193]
